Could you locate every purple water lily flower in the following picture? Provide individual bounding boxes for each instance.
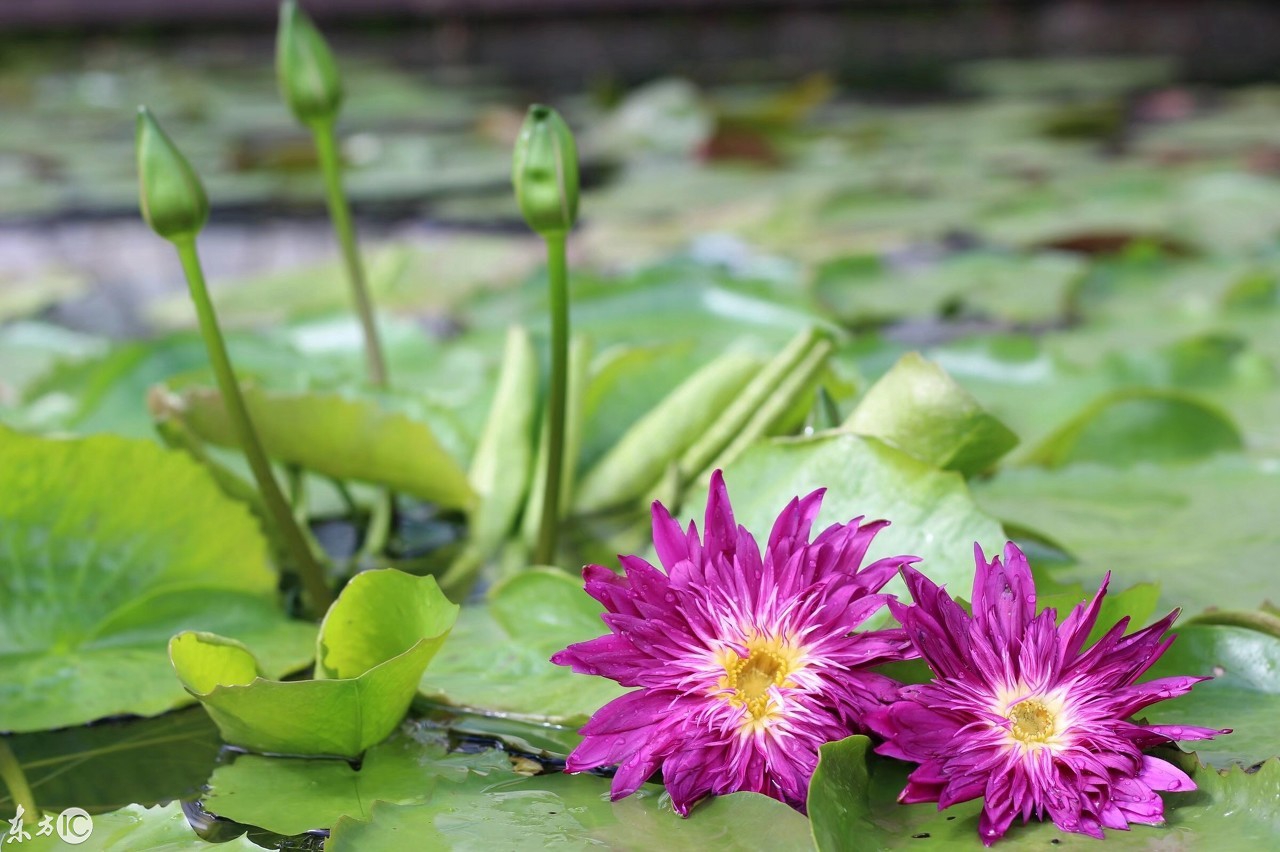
[873,542,1229,845]
[552,470,917,814]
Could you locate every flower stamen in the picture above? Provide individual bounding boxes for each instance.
[717,635,804,729]
[1008,698,1056,743]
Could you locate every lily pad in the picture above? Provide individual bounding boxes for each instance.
[160,386,476,510]
[1036,581,1163,650]
[170,569,458,758]
[844,351,1018,475]
[1141,623,1280,767]
[9,332,317,440]
[146,239,543,330]
[19,801,267,851]
[0,428,314,733]
[813,250,1085,326]
[418,569,624,725]
[326,770,814,851]
[202,726,514,836]
[0,709,220,815]
[808,735,1280,850]
[0,322,105,407]
[696,433,1006,609]
[1025,388,1243,468]
[973,455,1280,613]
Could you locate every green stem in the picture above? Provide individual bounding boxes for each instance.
[358,488,393,563]
[0,738,37,819]
[175,237,335,616]
[330,477,360,519]
[534,232,569,565]
[312,118,388,388]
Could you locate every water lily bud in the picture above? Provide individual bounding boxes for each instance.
[136,107,209,242]
[276,0,343,126]
[512,104,580,235]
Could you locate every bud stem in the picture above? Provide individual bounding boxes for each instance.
[311,117,388,388]
[174,237,335,616]
[533,232,569,565]
[0,738,37,820]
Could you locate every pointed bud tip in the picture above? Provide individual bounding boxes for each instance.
[512,104,580,236]
[136,108,209,242]
[276,0,343,125]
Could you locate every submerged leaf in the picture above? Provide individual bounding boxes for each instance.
[0,708,220,815]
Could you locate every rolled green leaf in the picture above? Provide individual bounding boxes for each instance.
[678,326,827,484]
[512,104,580,236]
[468,325,540,556]
[135,107,208,242]
[276,0,343,126]
[700,338,834,477]
[170,569,458,758]
[574,352,761,514]
[843,351,1019,475]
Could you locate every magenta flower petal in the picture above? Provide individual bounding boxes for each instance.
[553,470,919,814]
[875,542,1230,846]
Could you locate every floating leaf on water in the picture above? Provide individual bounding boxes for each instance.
[170,569,458,758]
[0,427,314,733]
[202,727,513,836]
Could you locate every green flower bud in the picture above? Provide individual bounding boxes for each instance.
[512,104,580,236]
[276,0,343,126]
[136,106,209,242]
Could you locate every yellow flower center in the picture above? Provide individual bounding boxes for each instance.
[717,635,803,732]
[1007,698,1057,744]
[991,684,1072,752]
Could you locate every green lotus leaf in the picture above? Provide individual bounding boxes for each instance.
[0,427,314,733]
[18,801,267,851]
[201,726,514,836]
[844,351,1019,475]
[418,568,623,726]
[157,386,476,510]
[1141,623,1280,767]
[813,250,1085,326]
[808,735,1280,850]
[691,433,1006,615]
[1037,581,1162,649]
[973,456,1280,613]
[10,331,317,440]
[0,709,220,816]
[326,770,814,851]
[170,569,458,758]
[1026,387,1242,468]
